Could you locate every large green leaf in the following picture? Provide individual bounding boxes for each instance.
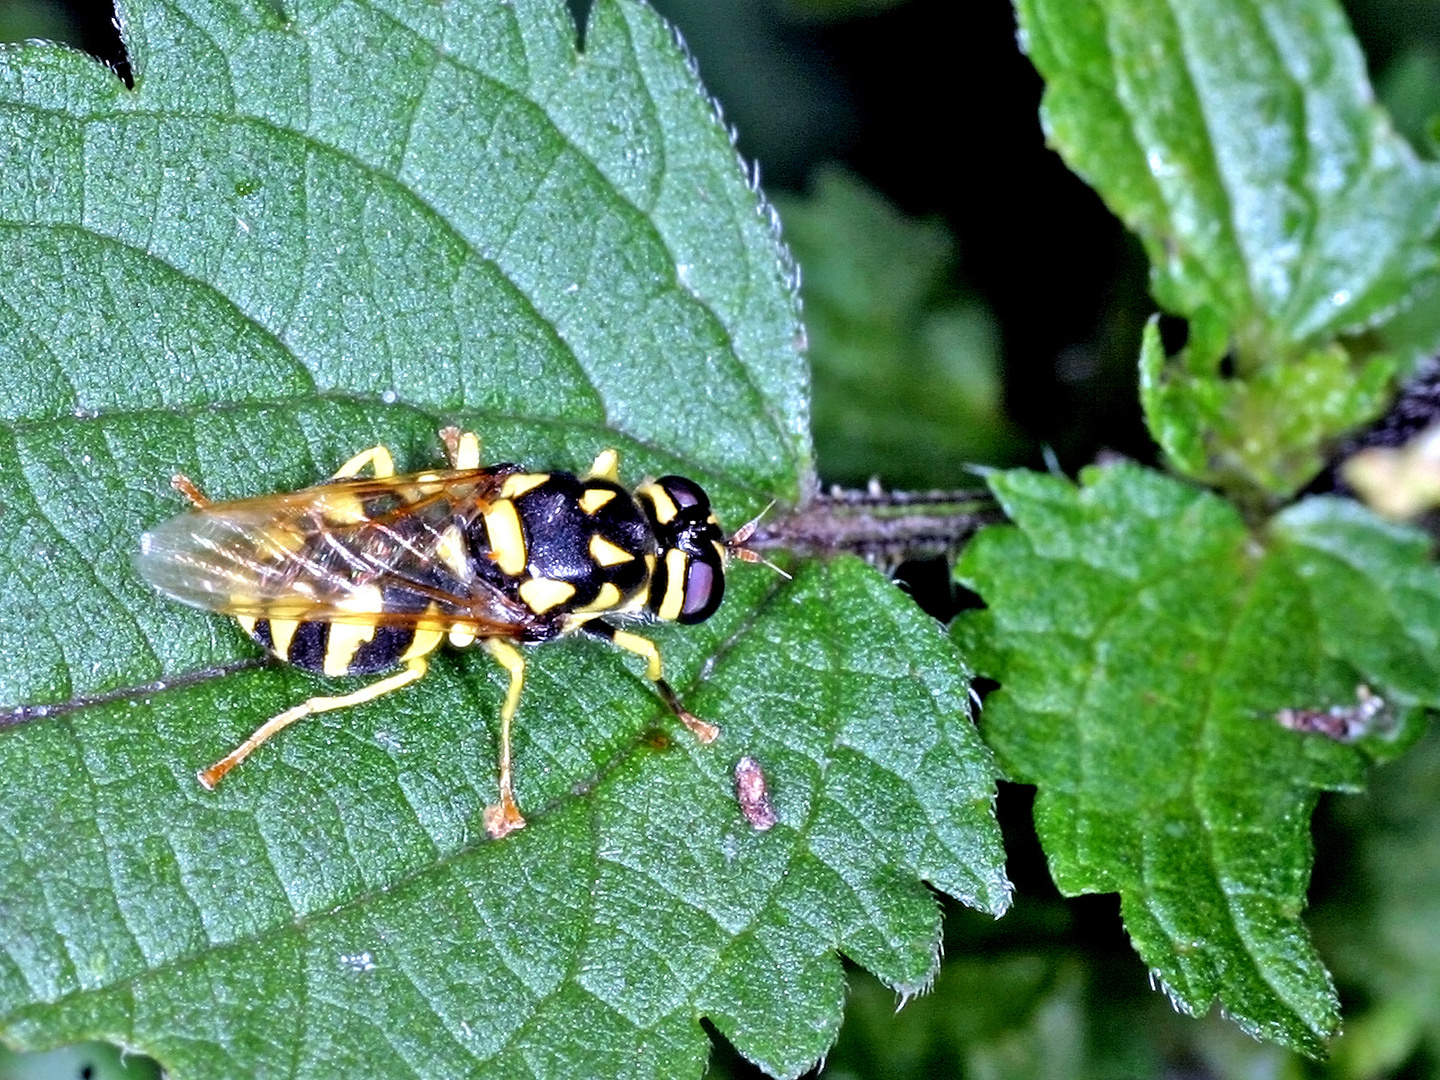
[0,1040,160,1080]
[1018,0,1440,344]
[0,2,1010,1076]
[954,464,1440,1054]
[1016,0,1440,501]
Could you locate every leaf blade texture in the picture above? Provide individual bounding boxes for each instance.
[954,464,1440,1054]
[1017,0,1440,345]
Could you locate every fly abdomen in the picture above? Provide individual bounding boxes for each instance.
[239,616,436,677]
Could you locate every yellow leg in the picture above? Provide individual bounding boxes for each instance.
[611,629,663,681]
[197,658,427,789]
[608,629,719,743]
[584,448,620,483]
[170,474,211,508]
[439,427,482,470]
[482,639,528,838]
[332,444,396,479]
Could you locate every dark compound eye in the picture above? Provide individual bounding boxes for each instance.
[678,551,724,623]
[657,475,708,513]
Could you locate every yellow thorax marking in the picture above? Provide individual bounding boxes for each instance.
[483,499,528,575]
[588,534,635,567]
[572,582,622,614]
[578,488,616,515]
[519,577,577,614]
[448,625,477,648]
[500,473,549,500]
[638,481,677,524]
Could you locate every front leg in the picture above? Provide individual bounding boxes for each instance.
[439,427,482,470]
[582,620,720,743]
[331,444,396,479]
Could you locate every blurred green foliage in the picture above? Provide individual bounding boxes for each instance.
[777,169,1027,488]
[776,0,909,23]
[0,1043,159,1080]
[0,0,76,43]
[1313,722,1440,1078]
[1377,44,1440,156]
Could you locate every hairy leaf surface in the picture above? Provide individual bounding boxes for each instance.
[954,465,1440,1053]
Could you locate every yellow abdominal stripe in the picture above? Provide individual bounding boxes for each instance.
[402,624,445,662]
[322,585,387,675]
[253,524,308,560]
[269,618,299,658]
[435,524,470,581]
[314,490,371,525]
[324,621,377,676]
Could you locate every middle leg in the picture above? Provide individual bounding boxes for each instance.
[582,621,719,743]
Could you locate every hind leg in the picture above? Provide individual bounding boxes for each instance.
[197,658,429,789]
[481,639,529,839]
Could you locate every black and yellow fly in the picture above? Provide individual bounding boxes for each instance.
[137,427,759,837]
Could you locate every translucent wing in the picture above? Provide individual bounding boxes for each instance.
[136,468,530,634]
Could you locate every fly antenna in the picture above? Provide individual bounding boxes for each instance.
[727,502,792,579]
